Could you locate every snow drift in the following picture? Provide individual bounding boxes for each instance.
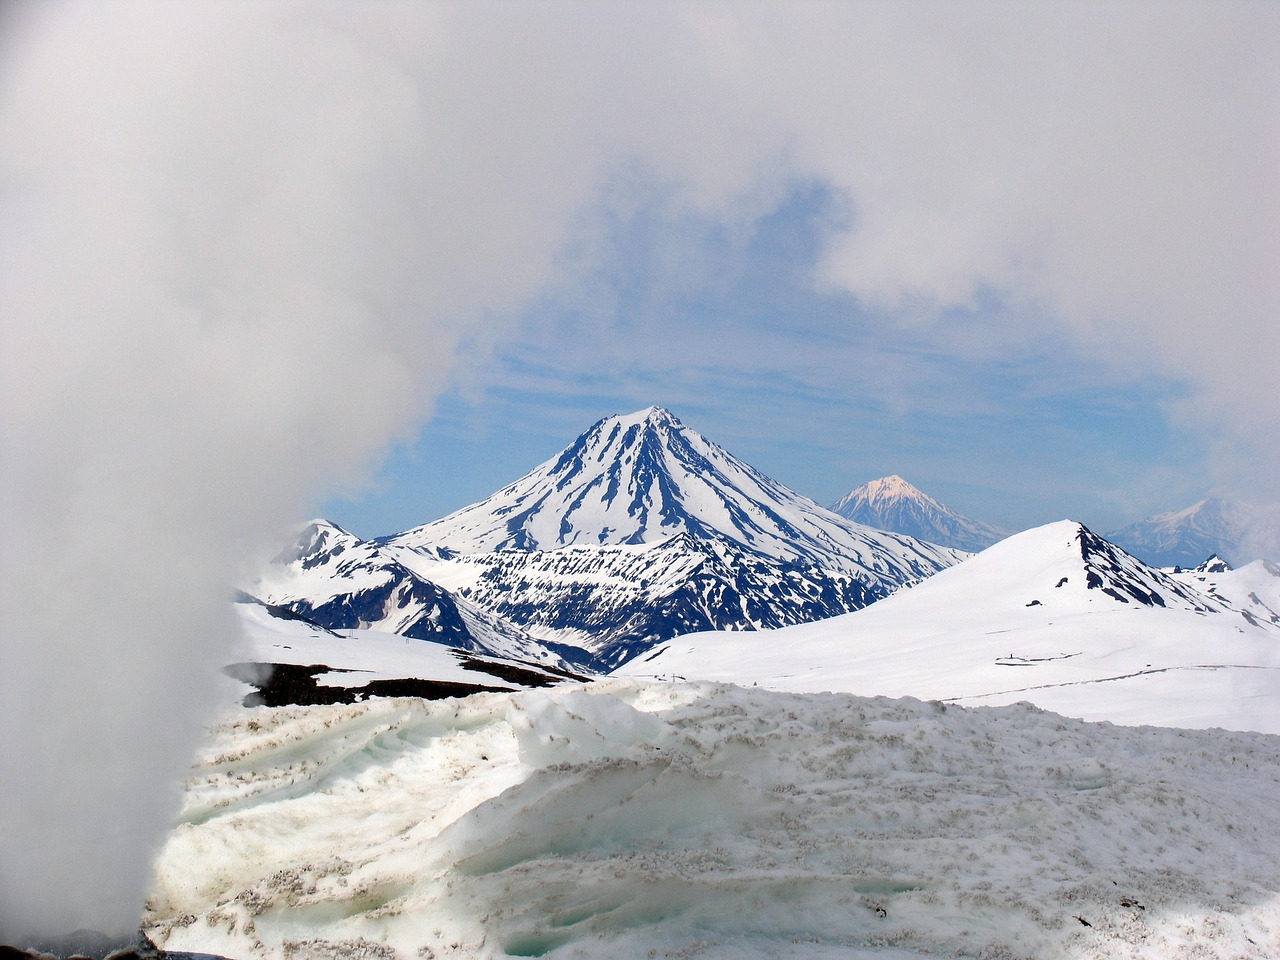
[146,680,1280,959]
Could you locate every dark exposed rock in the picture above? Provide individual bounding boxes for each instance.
[223,661,508,707]
[223,649,591,708]
[0,930,232,960]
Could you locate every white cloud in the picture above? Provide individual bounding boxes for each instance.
[449,0,1279,491]
[1,0,1275,942]
[0,0,592,941]
[681,3,1277,489]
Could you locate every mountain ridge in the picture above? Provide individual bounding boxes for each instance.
[617,519,1280,732]
[250,519,587,670]
[256,408,967,668]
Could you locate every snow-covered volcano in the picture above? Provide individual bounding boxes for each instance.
[829,474,1011,552]
[362,407,969,664]
[383,407,963,587]
[256,408,965,668]
[1107,496,1280,568]
[618,520,1280,733]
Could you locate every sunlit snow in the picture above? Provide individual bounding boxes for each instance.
[617,522,1280,735]
[384,408,965,587]
[147,681,1280,960]
[141,519,1280,960]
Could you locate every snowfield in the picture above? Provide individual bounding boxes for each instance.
[148,518,1280,959]
[617,522,1280,736]
[146,681,1280,960]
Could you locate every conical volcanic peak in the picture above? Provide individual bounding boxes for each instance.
[384,408,965,587]
[832,475,924,509]
[830,475,1010,553]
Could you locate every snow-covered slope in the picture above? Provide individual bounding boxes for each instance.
[617,521,1280,734]
[412,532,882,667]
[384,407,964,587]
[1172,557,1280,629]
[224,601,588,706]
[147,680,1280,960]
[1108,496,1280,568]
[829,474,1011,552]
[260,409,967,666]
[250,521,582,668]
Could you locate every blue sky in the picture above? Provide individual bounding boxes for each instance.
[270,3,1277,541]
[320,176,1205,539]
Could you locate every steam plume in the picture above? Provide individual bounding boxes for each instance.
[2,0,1276,944]
[0,2,568,942]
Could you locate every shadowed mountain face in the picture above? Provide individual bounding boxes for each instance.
[411,532,883,668]
[264,521,472,642]
[258,408,967,667]
[1068,523,1221,610]
[829,475,1010,553]
[250,520,587,670]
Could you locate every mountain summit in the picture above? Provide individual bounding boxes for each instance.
[386,408,962,587]
[829,475,1010,552]
[619,520,1280,731]
[258,408,968,669]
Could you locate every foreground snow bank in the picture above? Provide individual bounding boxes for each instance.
[147,681,1280,959]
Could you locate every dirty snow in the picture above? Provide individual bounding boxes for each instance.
[147,680,1280,960]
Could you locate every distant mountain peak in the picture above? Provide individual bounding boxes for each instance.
[1107,496,1280,568]
[1191,554,1233,574]
[829,476,1009,553]
[840,475,927,507]
[385,409,964,590]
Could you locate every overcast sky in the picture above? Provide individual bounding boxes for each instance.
[0,0,1276,941]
